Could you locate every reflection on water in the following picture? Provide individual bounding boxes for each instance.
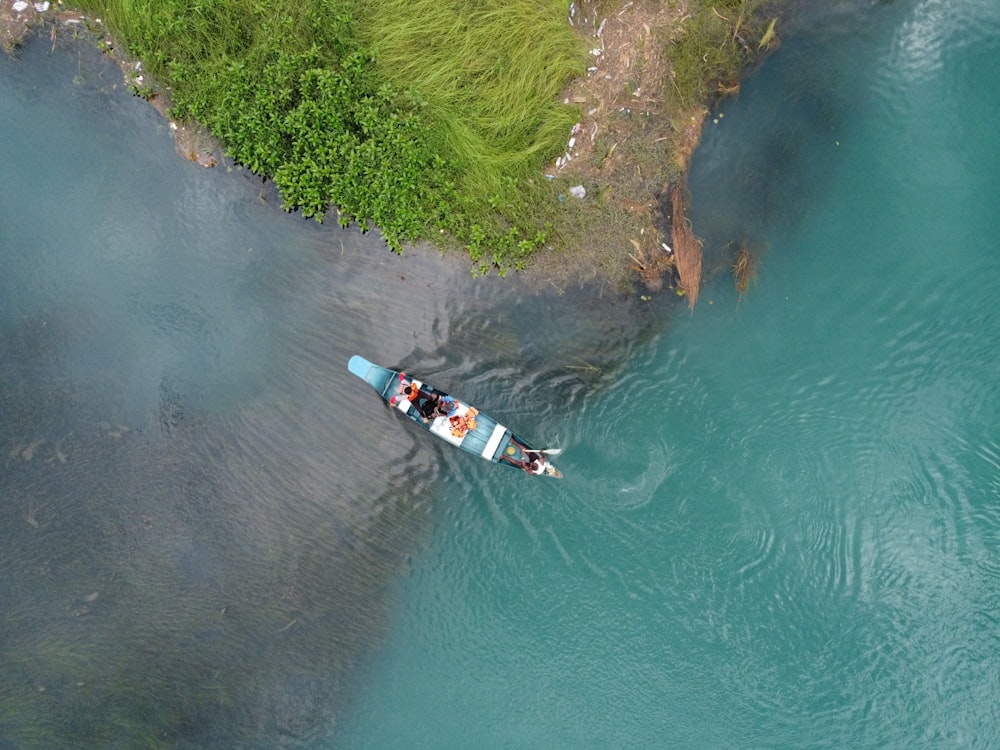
[0,32,659,749]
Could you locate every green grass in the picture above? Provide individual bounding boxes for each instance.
[353,0,588,272]
[667,0,780,110]
[69,0,776,276]
[73,0,585,273]
[355,0,584,198]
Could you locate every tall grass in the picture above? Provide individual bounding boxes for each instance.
[74,0,348,85]
[71,0,586,272]
[354,0,585,197]
[668,0,779,110]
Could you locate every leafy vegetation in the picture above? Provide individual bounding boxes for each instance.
[68,0,778,277]
[667,0,780,110]
[73,0,585,273]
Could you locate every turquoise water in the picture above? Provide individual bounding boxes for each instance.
[2,1,999,748]
[337,3,1000,749]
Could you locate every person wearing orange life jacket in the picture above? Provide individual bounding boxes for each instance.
[390,372,432,423]
[388,372,413,406]
[390,373,454,424]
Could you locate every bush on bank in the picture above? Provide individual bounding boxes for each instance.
[72,0,778,275]
[74,0,583,273]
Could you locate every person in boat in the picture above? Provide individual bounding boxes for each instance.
[433,396,458,417]
[430,396,456,420]
[499,437,548,474]
[389,372,413,407]
[389,373,429,407]
[414,392,443,422]
[390,373,436,423]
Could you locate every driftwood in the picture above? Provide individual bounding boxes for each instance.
[670,185,702,310]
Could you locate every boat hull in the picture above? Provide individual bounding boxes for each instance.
[348,355,561,476]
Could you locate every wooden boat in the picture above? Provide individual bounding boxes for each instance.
[348,355,562,477]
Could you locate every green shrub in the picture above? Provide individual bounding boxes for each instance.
[668,0,777,110]
[75,0,585,271]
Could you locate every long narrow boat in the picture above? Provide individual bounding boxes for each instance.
[348,355,562,477]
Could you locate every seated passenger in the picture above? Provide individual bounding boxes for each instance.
[389,372,415,406]
[390,374,436,422]
[432,396,458,419]
[499,437,547,474]
[414,392,441,423]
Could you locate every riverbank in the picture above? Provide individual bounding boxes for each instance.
[1,3,225,167]
[541,0,782,303]
[2,0,780,304]
[536,0,713,300]
[1,1,68,53]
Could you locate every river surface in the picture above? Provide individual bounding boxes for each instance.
[2,1,999,748]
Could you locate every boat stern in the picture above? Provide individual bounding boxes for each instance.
[542,462,563,479]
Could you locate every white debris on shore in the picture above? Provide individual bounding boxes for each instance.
[10,1,50,11]
[552,121,584,172]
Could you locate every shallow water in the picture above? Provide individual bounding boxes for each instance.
[0,32,647,750]
[3,1,1000,747]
